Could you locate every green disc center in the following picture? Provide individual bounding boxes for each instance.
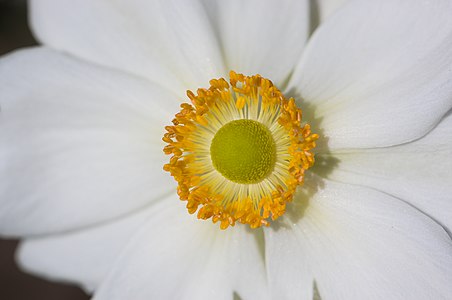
[210,119,276,184]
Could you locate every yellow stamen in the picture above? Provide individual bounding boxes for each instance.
[163,71,318,229]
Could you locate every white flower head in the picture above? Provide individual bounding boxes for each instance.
[1,0,452,299]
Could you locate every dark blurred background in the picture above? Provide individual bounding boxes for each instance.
[0,1,89,299]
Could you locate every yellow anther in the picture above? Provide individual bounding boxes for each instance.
[235,96,246,109]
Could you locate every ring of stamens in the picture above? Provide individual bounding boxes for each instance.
[163,71,319,229]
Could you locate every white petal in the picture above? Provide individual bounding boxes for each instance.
[0,48,178,236]
[265,222,314,300]
[202,0,310,86]
[321,112,452,233]
[16,201,160,292]
[266,178,452,300]
[30,0,226,97]
[314,0,349,22]
[289,0,452,149]
[93,199,269,300]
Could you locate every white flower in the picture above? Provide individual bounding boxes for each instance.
[1,0,452,299]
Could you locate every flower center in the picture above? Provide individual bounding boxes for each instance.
[210,119,276,184]
[163,71,319,229]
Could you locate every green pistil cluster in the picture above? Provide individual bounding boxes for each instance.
[210,119,276,184]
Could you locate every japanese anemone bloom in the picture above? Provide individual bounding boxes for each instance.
[1,0,452,299]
